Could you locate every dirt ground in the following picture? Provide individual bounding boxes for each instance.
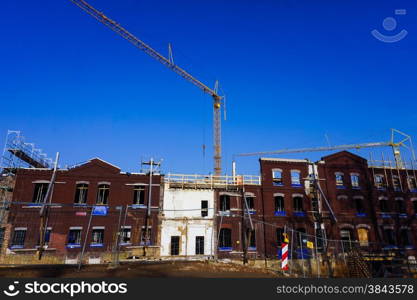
[0,261,280,278]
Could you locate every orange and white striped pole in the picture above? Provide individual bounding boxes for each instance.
[281,233,289,271]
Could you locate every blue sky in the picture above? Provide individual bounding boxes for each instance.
[1,0,416,175]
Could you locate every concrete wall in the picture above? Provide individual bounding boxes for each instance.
[160,186,215,257]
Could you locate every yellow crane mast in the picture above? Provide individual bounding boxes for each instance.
[69,0,224,175]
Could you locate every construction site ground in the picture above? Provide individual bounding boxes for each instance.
[0,261,280,278]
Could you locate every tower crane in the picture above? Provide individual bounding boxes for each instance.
[69,0,224,175]
[236,129,416,169]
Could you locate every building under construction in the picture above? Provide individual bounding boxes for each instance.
[1,130,417,277]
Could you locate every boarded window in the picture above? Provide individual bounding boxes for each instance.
[195,236,204,255]
[33,183,48,203]
[96,184,109,205]
[219,228,232,248]
[170,236,180,255]
[357,228,369,247]
[74,183,88,204]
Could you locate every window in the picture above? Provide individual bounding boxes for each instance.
[37,228,52,247]
[374,174,385,189]
[219,195,230,211]
[393,176,401,191]
[291,170,301,186]
[274,196,285,212]
[33,183,48,203]
[67,229,82,245]
[351,174,359,188]
[91,229,104,246]
[396,199,406,213]
[245,196,254,210]
[340,229,353,250]
[219,228,232,248]
[293,196,303,212]
[357,228,369,247]
[399,229,411,247]
[379,199,389,212]
[0,228,4,250]
[195,236,204,255]
[296,228,307,247]
[408,177,417,191]
[74,183,88,204]
[120,228,131,244]
[355,198,364,213]
[413,201,417,214]
[170,236,180,255]
[140,227,152,246]
[246,229,256,249]
[11,228,26,248]
[276,228,284,245]
[335,172,344,187]
[272,169,283,186]
[96,184,109,204]
[201,200,208,217]
[133,185,145,205]
[383,228,396,245]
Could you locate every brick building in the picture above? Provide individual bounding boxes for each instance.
[5,158,161,263]
[1,151,417,265]
[216,151,417,261]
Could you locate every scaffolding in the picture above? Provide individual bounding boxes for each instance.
[0,130,53,173]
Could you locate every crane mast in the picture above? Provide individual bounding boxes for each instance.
[69,0,223,175]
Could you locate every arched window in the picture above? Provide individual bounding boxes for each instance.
[219,195,230,211]
[219,228,232,249]
[357,228,369,247]
[274,196,285,212]
[33,183,48,203]
[96,184,109,205]
[272,169,283,186]
[74,183,88,204]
